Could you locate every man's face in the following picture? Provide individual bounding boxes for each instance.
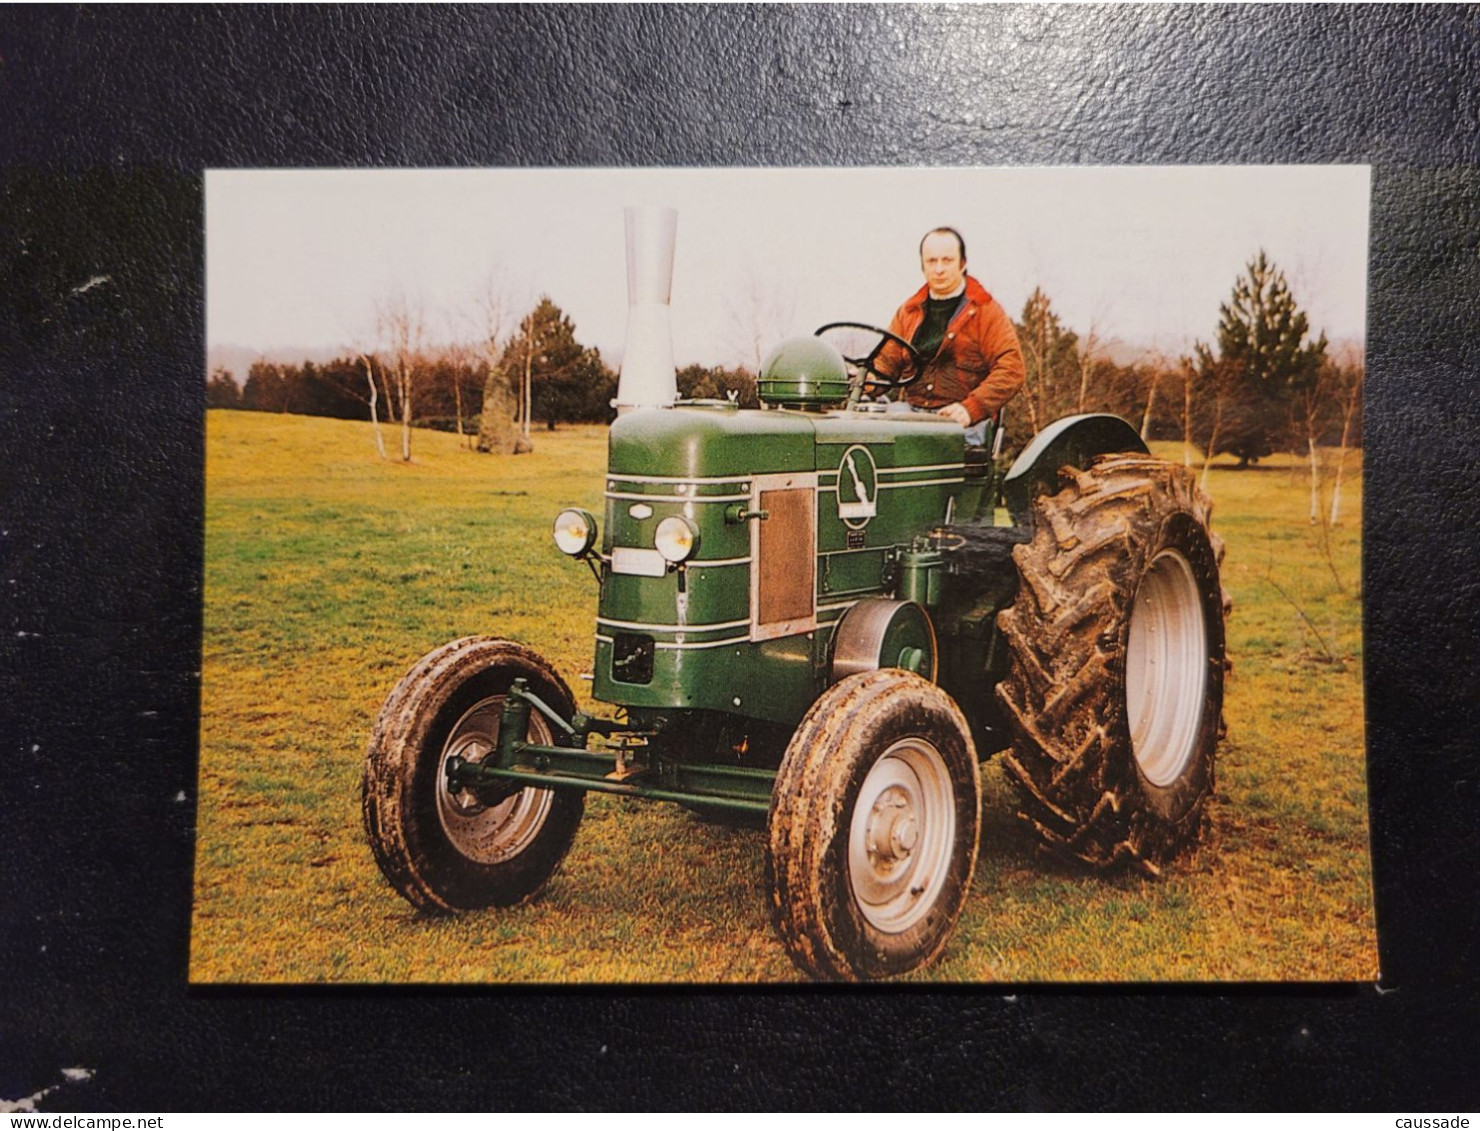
[920,232,967,298]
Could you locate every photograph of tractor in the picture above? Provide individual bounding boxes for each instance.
[362,208,1228,981]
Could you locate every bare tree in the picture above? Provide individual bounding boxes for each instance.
[441,302,486,450]
[1015,332,1045,437]
[725,264,796,372]
[1139,350,1171,442]
[1328,344,1364,526]
[1180,360,1195,468]
[328,295,396,459]
[439,337,478,448]
[376,292,427,463]
[1075,322,1103,414]
[357,352,388,460]
[1294,364,1332,524]
[520,318,536,442]
[1192,349,1242,492]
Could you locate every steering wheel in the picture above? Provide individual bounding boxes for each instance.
[814,322,924,391]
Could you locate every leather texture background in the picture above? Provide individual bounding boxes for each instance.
[2,5,1477,1110]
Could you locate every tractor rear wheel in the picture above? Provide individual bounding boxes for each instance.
[767,669,981,980]
[996,455,1228,872]
[363,636,584,913]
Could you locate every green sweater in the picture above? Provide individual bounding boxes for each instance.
[910,292,965,360]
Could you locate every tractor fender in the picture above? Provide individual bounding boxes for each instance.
[1001,414,1149,525]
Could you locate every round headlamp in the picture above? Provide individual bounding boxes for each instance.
[552,508,598,557]
[654,515,700,563]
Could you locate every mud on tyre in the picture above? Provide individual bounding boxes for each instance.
[362,636,584,913]
[767,669,981,980]
[996,454,1229,872]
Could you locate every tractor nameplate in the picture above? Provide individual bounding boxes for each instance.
[612,547,668,578]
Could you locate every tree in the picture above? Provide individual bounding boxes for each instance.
[1073,322,1105,415]
[432,306,477,447]
[376,293,427,462]
[1192,251,1328,466]
[414,348,484,440]
[725,265,796,372]
[1137,351,1184,443]
[676,363,758,407]
[500,298,615,432]
[1010,287,1079,451]
[357,353,388,460]
[1189,350,1244,489]
[242,360,292,412]
[1096,357,1155,430]
[469,275,529,456]
[206,367,242,409]
[1293,357,1341,522]
[1326,344,1364,526]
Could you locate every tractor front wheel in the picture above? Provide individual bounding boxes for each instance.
[996,455,1229,871]
[767,669,981,980]
[362,636,584,913]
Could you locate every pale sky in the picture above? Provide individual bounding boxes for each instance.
[206,166,1369,369]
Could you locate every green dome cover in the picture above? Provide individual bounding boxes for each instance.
[757,337,850,409]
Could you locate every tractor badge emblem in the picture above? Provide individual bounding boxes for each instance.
[837,445,877,528]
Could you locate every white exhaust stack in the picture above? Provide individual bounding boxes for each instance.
[616,205,678,412]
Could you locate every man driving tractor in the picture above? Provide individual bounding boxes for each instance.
[877,226,1026,446]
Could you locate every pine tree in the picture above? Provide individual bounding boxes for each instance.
[1193,251,1328,466]
[498,298,616,433]
[205,367,242,409]
[1011,287,1079,450]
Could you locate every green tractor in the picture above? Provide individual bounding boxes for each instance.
[362,324,1228,981]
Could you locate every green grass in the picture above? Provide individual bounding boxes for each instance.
[192,411,1375,983]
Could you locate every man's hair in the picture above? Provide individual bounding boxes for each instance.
[919,227,967,264]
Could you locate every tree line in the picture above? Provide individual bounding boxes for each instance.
[1005,251,1361,461]
[210,252,1361,499]
[209,294,758,459]
[1005,251,1362,522]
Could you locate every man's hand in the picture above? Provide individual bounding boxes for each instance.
[937,402,972,427]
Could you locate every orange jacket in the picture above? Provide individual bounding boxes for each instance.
[879,276,1025,424]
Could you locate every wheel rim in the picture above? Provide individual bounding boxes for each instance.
[1125,549,1209,787]
[847,738,957,934]
[436,696,555,864]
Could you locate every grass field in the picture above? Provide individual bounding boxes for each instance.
[191,410,1375,983]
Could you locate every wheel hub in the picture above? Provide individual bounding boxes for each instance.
[848,739,956,935]
[444,733,493,814]
[865,786,919,862]
[437,696,556,864]
[1126,549,1209,787]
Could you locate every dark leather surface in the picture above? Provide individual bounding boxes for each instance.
[3,5,1477,1111]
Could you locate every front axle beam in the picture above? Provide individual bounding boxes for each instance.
[444,679,777,815]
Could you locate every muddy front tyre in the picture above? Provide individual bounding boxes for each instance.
[997,455,1228,871]
[767,669,981,980]
[362,636,584,913]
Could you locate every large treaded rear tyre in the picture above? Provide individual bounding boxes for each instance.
[362,636,584,913]
[767,669,981,980]
[996,455,1228,872]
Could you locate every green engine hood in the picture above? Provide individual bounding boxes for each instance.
[608,403,816,478]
